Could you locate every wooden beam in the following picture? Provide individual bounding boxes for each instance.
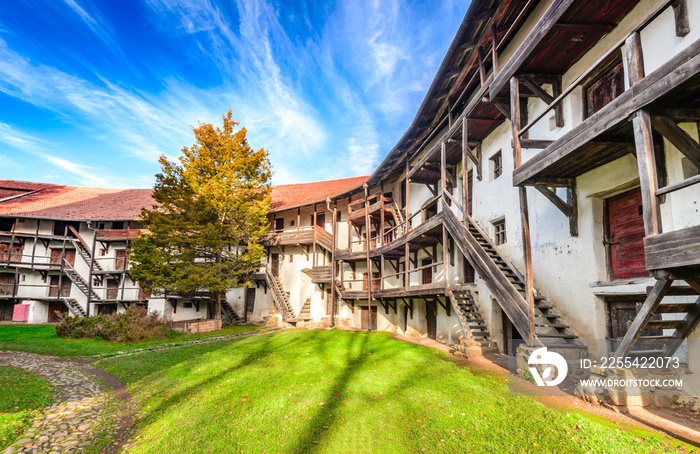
[625,32,645,86]
[551,22,616,34]
[534,185,571,216]
[462,117,469,222]
[633,110,662,236]
[489,0,576,98]
[613,279,673,358]
[651,116,700,169]
[672,0,690,37]
[511,77,522,167]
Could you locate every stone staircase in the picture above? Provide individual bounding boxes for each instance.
[61,298,86,317]
[221,300,243,325]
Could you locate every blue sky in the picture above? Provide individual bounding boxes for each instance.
[0,0,468,188]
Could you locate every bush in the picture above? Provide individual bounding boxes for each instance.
[55,306,174,343]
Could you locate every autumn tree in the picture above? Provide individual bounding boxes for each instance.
[130,110,272,320]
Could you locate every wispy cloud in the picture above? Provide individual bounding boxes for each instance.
[62,0,119,50]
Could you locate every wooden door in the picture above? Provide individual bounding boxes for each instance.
[422,259,432,284]
[426,299,437,340]
[606,189,647,279]
[106,279,119,299]
[315,213,326,230]
[246,287,256,315]
[49,276,71,297]
[0,274,14,296]
[51,249,75,266]
[48,301,67,322]
[271,253,280,277]
[115,250,127,270]
[361,306,377,330]
[98,303,117,316]
[0,301,15,321]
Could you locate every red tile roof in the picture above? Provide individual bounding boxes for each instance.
[0,176,368,220]
[0,180,155,221]
[270,176,367,212]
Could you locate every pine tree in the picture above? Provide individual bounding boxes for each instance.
[131,110,272,319]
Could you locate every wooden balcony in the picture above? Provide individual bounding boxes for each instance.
[311,266,332,284]
[95,229,146,242]
[347,194,398,226]
[264,226,333,251]
[645,225,700,273]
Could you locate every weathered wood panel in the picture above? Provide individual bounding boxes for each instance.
[311,266,332,284]
[607,188,648,279]
[644,225,700,270]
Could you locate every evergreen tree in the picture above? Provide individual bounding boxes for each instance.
[131,110,272,319]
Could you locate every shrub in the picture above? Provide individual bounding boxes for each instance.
[55,306,174,343]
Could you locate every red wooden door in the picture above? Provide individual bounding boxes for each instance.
[607,189,647,279]
[48,301,68,322]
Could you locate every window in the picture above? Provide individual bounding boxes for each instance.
[112,221,125,230]
[0,218,14,232]
[490,151,502,180]
[493,219,506,245]
[275,218,284,231]
[463,257,475,284]
[421,258,433,284]
[54,221,80,237]
[183,302,193,309]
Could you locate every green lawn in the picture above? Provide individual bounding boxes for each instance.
[0,366,54,449]
[0,324,266,358]
[99,330,689,453]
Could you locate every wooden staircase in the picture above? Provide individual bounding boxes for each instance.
[68,226,103,271]
[60,298,86,317]
[442,208,580,347]
[221,300,243,325]
[614,279,700,358]
[62,263,101,301]
[449,289,497,353]
[265,268,296,321]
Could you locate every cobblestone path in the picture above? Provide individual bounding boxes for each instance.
[0,352,124,454]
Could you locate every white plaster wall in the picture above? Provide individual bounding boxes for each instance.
[27,300,48,324]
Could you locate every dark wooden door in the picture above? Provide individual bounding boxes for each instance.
[51,249,76,267]
[98,303,117,316]
[271,253,280,277]
[49,276,71,298]
[48,301,67,322]
[426,299,437,340]
[422,259,432,284]
[0,301,15,321]
[315,213,326,230]
[106,279,119,299]
[115,250,127,270]
[361,306,377,330]
[0,274,14,296]
[607,189,647,279]
[246,287,256,315]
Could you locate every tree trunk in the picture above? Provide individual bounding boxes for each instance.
[212,291,222,320]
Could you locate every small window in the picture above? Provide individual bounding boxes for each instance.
[463,257,475,284]
[183,302,193,309]
[0,218,14,232]
[275,218,284,231]
[490,151,502,180]
[289,255,293,263]
[493,219,506,246]
[290,219,295,226]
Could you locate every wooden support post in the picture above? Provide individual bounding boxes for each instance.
[119,237,128,301]
[673,0,690,37]
[31,220,39,269]
[440,142,447,204]
[380,193,385,247]
[297,208,301,233]
[553,76,564,128]
[404,242,410,287]
[380,253,385,290]
[6,224,16,267]
[567,183,578,237]
[313,212,317,267]
[651,116,700,169]
[462,117,469,223]
[519,187,536,341]
[364,184,372,331]
[633,110,662,236]
[243,286,249,323]
[477,47,486,85]
[625,32,644,86]
[442,225,449,289]
[511,77,522,166]
[331,202,338,327]
[405,159,411,231]
[12,267,18,298]
[491,23,499,75]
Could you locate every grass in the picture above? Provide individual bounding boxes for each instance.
[99,329,689,453]
[0,366,54,449]
[0,324,266,358]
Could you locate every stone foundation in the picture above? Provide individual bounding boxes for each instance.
[170,319,222,334]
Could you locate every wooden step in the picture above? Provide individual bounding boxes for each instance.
[535,323,569,329]
[656,302,698,313]
[537,333,577,339]
[645,319,684,330]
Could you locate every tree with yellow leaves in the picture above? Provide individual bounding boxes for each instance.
[131,110,272,320]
